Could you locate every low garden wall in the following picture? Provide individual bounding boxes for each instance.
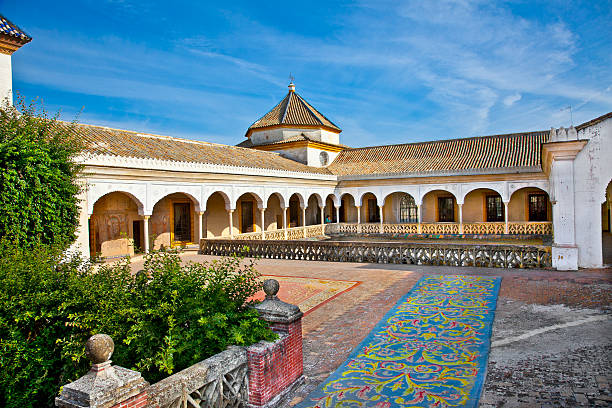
[56,279,303,408]
[200,239,552,269]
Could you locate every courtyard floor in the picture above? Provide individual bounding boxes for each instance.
[129,254,612,407]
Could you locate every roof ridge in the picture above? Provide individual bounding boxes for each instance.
[343,130,549,152]
[280,91,292,123]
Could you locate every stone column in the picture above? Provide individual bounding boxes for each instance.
[335,205,340,224]
[282,207,288,240]
[417,204,422,234]
[320,205,325,225]
[302,207,307,237]
[504,201,509,234]
[143,216,150,253]
[228,209,234,238]
[458,203,463,234]
[56,334,148,408]
[356,205,361,233]
[249,279,304,407]
[197,211,204,242]
[260,208,266,239]
[379,205,384,233]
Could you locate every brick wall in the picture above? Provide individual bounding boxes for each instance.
[110,391,148,408]
[247,319,303,407]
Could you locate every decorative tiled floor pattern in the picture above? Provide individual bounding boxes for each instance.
[297,275,501,408]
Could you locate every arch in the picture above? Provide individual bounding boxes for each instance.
[150,189,201,213]
[339,193,357,223]
[234,191,264,210]
[326,193,340,208]
[205,190,231,211]
[382,190,416,204]
[602,180,612,265]
[265,192,286,209]
[381,191,418,224]
[358,191,382,207]
[89,188,145,216]
[150,192,199,248]
[205,192,232,237]
[462,188,505,223]
[421,189,458,223]
[508,187,551,222]
[418,186,457,205]
[307,193,323,208]
[361,192,381,223]
[460,185,505,204]
[508,183,550,202]
[89,191,144,258]
[287,192,305,208]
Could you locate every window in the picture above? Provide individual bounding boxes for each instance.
[319,151,329,166]
[529,194,548,221]
[486,195,504,222]
[399,195,418,223]
[367,199,380,222]
[438,197,455,222]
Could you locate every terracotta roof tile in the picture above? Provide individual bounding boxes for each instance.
[65,122,332,175]
[328,131,549,176]
[248,89,340,133]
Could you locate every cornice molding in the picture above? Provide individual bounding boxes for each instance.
[541,140,588,175]
[254,140,345,153]
[78,153,338,181]
[337,166,544,181]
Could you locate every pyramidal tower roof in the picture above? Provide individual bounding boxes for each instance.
[246,83,341,137]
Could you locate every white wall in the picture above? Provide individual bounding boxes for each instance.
[575,118,612,267]
[249,128,340,146]
[0,53,12,106]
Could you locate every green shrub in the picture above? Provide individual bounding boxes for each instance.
[0,98,84,249]
[0,243,275,408]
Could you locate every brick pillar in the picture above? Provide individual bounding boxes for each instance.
[56,334,149,408]
[247,279,304,407]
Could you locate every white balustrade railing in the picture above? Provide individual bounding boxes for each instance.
[205,221,552,242]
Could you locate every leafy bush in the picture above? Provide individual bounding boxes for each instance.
[0,98,84,249]
[0,243,275,408]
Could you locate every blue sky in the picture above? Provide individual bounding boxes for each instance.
[4,0,612,147]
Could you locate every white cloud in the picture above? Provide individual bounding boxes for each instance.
[504,93,522,107]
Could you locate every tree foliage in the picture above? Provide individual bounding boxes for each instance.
[0,98,84,248]
[0,244,275,408]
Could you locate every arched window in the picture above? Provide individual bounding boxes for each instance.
[399,194,418,223]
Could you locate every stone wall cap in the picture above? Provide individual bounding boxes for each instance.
[254,298,303,323]
[55,366,148,408]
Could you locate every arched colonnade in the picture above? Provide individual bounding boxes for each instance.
[86,180,553,258]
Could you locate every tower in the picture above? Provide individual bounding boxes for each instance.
[238,82,345,167]
[0,15,32,106]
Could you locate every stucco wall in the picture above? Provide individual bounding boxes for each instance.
[249,128,340,146]
[0,54,12,106]
[422,191,458,223]
[340,195,357,222]
[150,193,195,248]
[206,193,229,237]
[507,188,551,222]
[265,194,283,230]
[575,118,612,267]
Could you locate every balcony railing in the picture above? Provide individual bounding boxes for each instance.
[209,221,552,241]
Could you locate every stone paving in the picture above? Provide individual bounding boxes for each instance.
[129,254,612,407]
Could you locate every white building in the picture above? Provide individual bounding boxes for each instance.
[3,15,611,270]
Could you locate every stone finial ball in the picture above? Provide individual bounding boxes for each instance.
[85,334,114,364]
[263,279,280,299]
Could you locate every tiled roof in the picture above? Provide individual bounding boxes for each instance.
[248,87,341,134]
[65,122,332,175]
[328,131,549,176]
[0,15,31,42]
[576,111,612,131]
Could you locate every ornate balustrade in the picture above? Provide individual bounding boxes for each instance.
[508,221,553,235]
[421,223,460,234]
[149,347,248,408]
[463,222,506,234]
[201,239,551,268]
[211,221,552,242]
[382,223,419,234]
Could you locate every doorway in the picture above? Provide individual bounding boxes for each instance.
[173,202,191,242]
